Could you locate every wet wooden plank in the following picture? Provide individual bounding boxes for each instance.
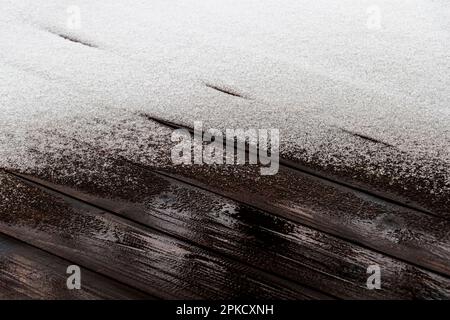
[11,163,450,299]
[26,123,450,278]
[162,166,450,275]
[0,172,326,300]
[0,233,151,300]
[147,116,448,217]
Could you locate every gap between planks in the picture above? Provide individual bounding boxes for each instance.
[4,169,334,300]
[125,160,450,280]
[0,230,155,300]
[144,115,438,217]
[5,168,450,299]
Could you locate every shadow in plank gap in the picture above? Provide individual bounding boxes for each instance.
[7,166,450,300]
[0,233,151,300]
[0,171,326,300]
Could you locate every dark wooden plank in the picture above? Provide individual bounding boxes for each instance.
[164,163,450,275]
[26,123,450,278]
[0,233,151,300]
[0,172,326,300]
[147,116,448,217]
[11,163,450,299]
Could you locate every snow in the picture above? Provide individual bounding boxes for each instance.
[0,0,449,199]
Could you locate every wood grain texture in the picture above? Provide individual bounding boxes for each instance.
[0,233,151,300]
[146,116,449,217]
[10,162,450,299]
[3,125,449,299]
[26,124,450,278]
[164,164,450,276]
[0,172,326,300]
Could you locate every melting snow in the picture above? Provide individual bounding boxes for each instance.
[0,0,449,199]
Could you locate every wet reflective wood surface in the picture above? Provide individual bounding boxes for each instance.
[0,123,449,299]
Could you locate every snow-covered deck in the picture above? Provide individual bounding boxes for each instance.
[1,118,450,298]
[1,0,449,298]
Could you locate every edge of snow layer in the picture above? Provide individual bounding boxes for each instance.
[1,0,449,214]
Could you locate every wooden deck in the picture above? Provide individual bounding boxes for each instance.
[0,120,449,300]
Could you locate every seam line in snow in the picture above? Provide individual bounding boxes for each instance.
[204,83,248,99]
